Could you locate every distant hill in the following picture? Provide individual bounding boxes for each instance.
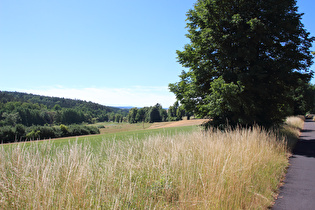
[115,106,169,110]
[0,91,125,112]
[115,106,135,110]
[0,91,129,126]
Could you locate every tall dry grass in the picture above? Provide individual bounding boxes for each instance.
[285,115,304,130]
[282,116,304,150]
[0,126,289,209]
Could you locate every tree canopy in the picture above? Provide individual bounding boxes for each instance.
[0,91,128,126]
[169,0,314,127]
[127,104,169,123]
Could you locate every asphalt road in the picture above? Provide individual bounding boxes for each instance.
[273,119,315,210]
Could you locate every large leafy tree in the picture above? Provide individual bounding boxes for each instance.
[169,0,314,127]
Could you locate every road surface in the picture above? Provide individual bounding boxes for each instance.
[273,119,315,210]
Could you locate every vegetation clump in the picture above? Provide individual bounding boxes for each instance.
[0,124,100,143]
[126,102,189,124]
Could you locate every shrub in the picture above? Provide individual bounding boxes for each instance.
[0,126,15,143]
[0,124,100,144]
[87,126,100,134]
[26,130,40,140]
[53,126,63,138]
[68,124,89,136]
[38,126,56,139]
[60,124,69,136]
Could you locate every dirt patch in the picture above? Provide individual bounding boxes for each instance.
[148,119,209,129]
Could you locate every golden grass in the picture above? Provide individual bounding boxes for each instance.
[0,125,289,209]
[281,116,304,150]
[285,115,305,130]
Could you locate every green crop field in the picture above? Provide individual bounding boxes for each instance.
[3,124,200,150]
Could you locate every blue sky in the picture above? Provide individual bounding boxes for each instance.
[1,0,314,108]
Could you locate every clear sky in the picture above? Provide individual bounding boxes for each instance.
[1,0,314,108]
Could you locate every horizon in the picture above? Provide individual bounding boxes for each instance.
[0,90,167,109]
[1,0,314,108]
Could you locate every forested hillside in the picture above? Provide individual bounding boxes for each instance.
[0,91,129,143]
[0,91,128,126]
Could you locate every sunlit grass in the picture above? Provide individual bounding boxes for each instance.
[0,125,289,209]
[281,116,304,150]
[90,122,152,134]
[285,115,305,130]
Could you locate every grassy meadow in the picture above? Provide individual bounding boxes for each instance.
[0,117,304,209]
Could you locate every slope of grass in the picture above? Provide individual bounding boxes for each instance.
[90,122,152,134]
[0,124,290,209]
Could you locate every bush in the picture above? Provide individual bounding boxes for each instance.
[26,130,40,140]
[0,124,100,144]
[68,125,89,136]
[53,126,63,138]
[38,126,56,139]
[87,126,100,134]
[60,124,69,136]
[0,126,15,143]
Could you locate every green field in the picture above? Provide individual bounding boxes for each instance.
[3,124,200,149]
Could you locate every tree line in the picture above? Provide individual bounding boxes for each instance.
[127,102,191,124]
[0,124,100,144]
[0,91,129,143]
[0,91,128,127]
[0,91,125,112]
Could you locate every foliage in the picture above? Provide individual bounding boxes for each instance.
[160,108,168,122]
[115,113,123,123]
[202,76,245,128]
[169,0,314,127]
[127,103,193,124]
[127,108,138,123]
[168,101,180,121]
[148,106,162,123]
[0,91,129,126]
[135,108,147,122]
[0,124,100,143]
[167,101,188,121]
[0,126,15,143]
[60,124,69,136]
[290,82,315,115]
[127,104,168,123]
[58,108,85,124]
